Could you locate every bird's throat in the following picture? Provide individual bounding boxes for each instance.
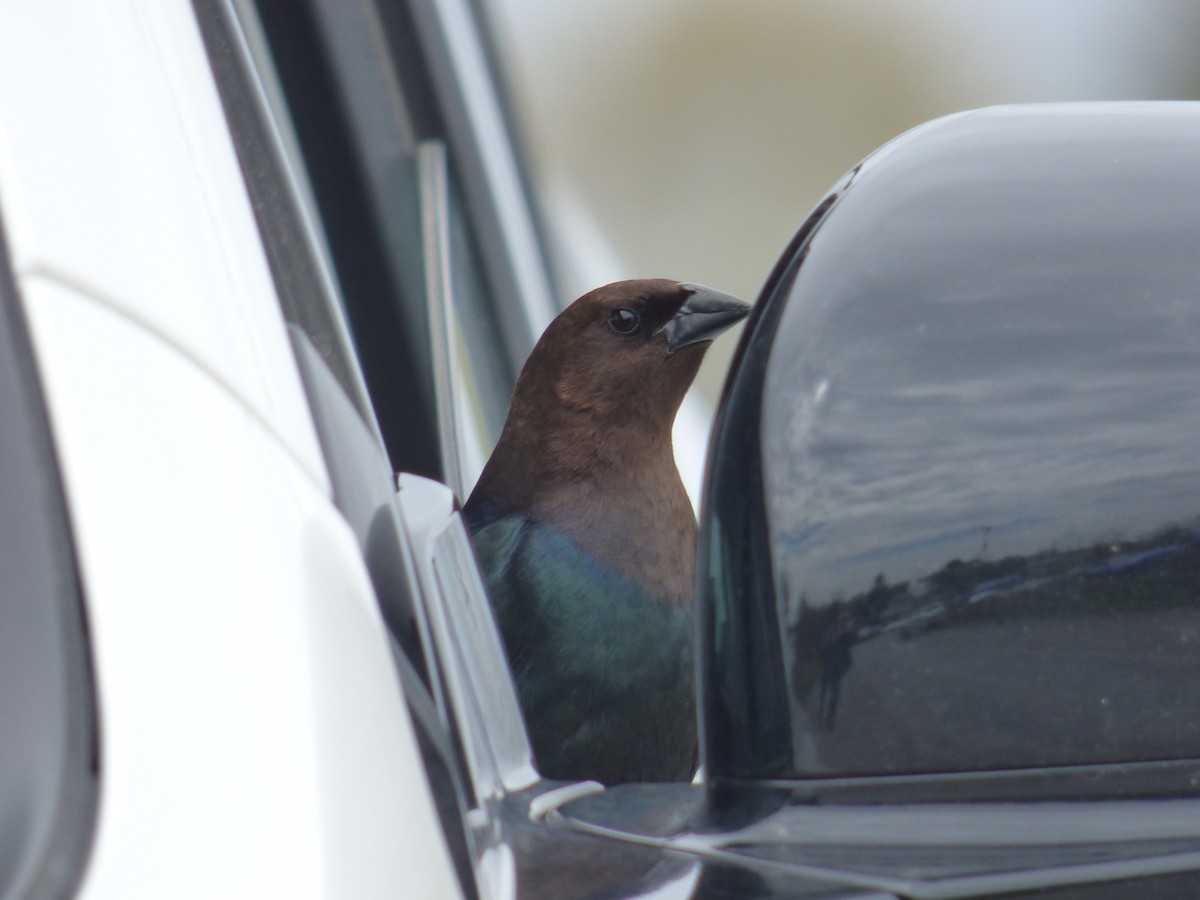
[532,445,698,607]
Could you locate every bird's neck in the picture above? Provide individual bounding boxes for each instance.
[539,440,697,607]
[473,413,697,606]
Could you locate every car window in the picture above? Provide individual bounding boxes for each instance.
[192,1,564,893]
[192,4,488,895]
[237,0,554,494]
[0,215,98,900]
[418,139,511,498]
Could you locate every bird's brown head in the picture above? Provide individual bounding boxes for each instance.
[515,279,750,428]
[470,279,749,516]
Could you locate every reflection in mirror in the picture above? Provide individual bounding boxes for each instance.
[786,521,1200,773]
[749,106,1200,778]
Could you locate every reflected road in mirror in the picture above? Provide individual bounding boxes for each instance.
[759,107,1200,776]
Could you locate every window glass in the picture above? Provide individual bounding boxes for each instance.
[192,3,524,892]
[243,0,536,488]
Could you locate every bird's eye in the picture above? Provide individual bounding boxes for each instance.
[607,307,640,335]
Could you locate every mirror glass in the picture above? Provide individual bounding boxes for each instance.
[704,105,1200,778]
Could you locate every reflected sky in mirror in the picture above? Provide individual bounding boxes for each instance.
[753,108,1200,774]
[764,111,1200,609]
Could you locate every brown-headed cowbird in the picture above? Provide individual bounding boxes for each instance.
[464,279,750,784]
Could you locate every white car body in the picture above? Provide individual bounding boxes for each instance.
[0,0,733,897]
[0,1,460,896]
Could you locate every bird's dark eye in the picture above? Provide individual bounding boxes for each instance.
[607,307,640,335]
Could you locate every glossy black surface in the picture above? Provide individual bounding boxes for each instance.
[710,797,1200,894]
[699,103,1200,782]
[556,785,888,898]
[558,782,1200,897]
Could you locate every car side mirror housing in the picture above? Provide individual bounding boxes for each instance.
[697,102,1200,798]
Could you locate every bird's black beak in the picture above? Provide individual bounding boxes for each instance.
[658,284,751,354]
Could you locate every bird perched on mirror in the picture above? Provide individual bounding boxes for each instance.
[464,279,750,784]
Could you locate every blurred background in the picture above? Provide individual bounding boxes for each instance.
[486,0,1200,396]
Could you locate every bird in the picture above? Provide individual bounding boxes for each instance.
[464,279,751,784]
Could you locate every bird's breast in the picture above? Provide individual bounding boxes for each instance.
[534,469,697,607]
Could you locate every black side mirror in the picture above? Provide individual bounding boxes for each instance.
[698,102,1200,795]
